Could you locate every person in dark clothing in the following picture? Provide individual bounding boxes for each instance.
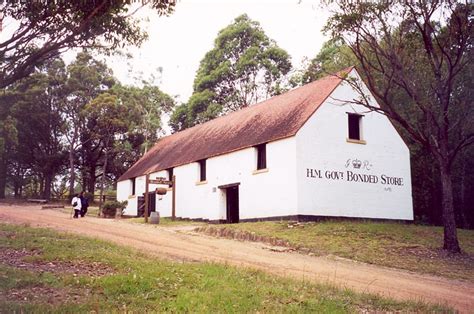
[71,194,81,219]
[79,191,89,217]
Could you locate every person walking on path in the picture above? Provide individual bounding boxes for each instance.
[71,194,82,219]
[79,191,89,217]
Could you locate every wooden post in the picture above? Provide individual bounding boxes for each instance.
[172,175,176,221]
[144,173,149,223]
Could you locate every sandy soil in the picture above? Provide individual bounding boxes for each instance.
[1,204,473,312]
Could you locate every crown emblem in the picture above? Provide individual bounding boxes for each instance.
[352,159,362,169]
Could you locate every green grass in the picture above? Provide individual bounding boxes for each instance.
[0,223,450,313]
[198,220,474,281]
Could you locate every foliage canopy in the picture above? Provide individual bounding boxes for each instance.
[170,14,292,132]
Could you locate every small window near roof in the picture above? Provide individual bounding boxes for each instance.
[256,143,267,170]
[348,113,362,141]
[198,159,206,182]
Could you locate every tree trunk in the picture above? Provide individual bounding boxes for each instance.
[439,159,461,253]
[88,164,96,195]
[68,125,80,200]
[144,132,149,155]
[68,147,75,199]
[39,176,44,198]
[13,183,20,198]
[82,170,87,193]
[99,147,108,217]
[0,156,6,198]
[458,152,468,229]
[43,173,52,200]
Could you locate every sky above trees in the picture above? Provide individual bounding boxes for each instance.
[96,0,330,103]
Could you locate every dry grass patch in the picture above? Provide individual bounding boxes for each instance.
[2,286,90,305]
[1,248,115,277]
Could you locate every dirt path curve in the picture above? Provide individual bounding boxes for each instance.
[1,204,473,312]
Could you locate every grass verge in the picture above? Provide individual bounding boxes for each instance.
[0,223,450,313]
[196,220,474,281]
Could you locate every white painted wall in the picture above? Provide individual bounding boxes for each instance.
[295,75,413,220]
[118,175,147,216]
[118,70,413,221]
[118,137,298,220]
[116,180,132,213]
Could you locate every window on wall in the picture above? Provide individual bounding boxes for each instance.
[131,177,136,195]
[256,143,267,170]
[198,159,206,182]
[167,168,173,187]
[347,113,363,141]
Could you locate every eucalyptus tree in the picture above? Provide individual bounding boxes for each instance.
[111,84,175,154]
[64,52,115,197]
[0,57,67,199]
[0,0,175,89]
[101,84,175,182]
[301,37,356,84]
[325,1,473,252]
[18,58,67,200]
[170,14,292,132]
[84,92,128,213]
[0,99,17,198]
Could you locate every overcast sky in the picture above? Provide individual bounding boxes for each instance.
[0,0,330,104]
[109,0,330,103]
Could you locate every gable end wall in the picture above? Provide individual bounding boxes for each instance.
[295,79,413,220]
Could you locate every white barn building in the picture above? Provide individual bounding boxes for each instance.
[117,68,413,222]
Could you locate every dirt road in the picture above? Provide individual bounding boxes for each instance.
[1,204,473,312]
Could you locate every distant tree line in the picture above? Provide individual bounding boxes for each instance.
[0,52,174,201]
[0,0,176,201]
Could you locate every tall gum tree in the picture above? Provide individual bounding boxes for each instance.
[84,93,128,214]
[13,59,67,200]
[325,1,473,252]
[102,84,175,183]
[170,14,292,132]
[65,52,115,198]
[111,84,175,155]
[0,58,67,200]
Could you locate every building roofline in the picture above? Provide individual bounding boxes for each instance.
[118,67,354,182]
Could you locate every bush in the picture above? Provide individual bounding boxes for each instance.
[102,200,127,217]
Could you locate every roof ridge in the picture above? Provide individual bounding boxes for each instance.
[155,70,348,144]
[119,67,353,181]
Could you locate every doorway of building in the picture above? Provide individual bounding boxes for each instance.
[137,192,156,217]
[226,186,239,223]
